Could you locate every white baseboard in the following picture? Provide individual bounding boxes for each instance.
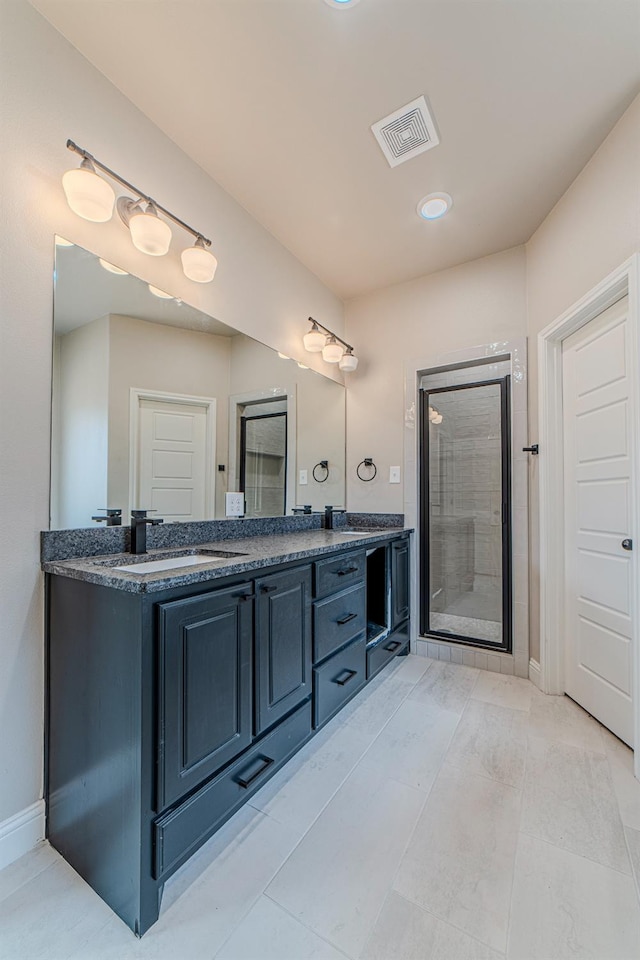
[529,658,542,689]
[0,800,45,871]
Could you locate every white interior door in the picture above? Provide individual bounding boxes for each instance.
[563,297,634,746]
[135,396,214,521]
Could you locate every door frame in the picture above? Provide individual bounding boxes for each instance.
[419,376,513,653]
[538,255,640,770]
[129,387,217,519]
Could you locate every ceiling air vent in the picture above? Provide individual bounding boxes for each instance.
[371,95,439,168]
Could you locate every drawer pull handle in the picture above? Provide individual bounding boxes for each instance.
[236,755,274,789]
[233,592,251,601]
[333,668,357,686]
[260,584,278,594]
[336,612,357,626]
[336,566,358,576]
[384,640,402,653]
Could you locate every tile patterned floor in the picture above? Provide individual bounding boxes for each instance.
[2,656,640,959]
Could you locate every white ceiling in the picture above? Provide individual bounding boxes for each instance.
[33,1,640,300]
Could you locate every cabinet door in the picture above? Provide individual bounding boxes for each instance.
[391,538,410,629]
[255,566,312,735]
[157,583,253,810]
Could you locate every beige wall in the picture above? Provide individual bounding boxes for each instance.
[0,0,342,831]
[525,93,640,663]
[344,247,527,513]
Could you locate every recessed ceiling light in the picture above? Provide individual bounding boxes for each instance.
[323,0,361,8]
[417,193,452,220]
[99,258,128,275]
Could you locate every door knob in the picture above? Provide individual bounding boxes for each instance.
[622,538,633,551]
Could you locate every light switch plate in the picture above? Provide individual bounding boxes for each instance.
[389,466,401,484]
[225,492,245,517]
[299,469,308,485]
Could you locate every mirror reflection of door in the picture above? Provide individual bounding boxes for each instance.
[133,391,216,521]
[240,412,287,517]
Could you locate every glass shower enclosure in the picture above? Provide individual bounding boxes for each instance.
[420,376,512,651]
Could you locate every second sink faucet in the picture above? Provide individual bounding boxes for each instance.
[130,510,164,554]
[324,505,346,530]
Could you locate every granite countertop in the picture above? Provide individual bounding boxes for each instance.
[42,527,411,594]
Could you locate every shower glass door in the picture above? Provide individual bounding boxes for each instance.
[420,377,511,651]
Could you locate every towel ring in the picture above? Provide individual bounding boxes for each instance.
[356,458,377,482]
[312,460,329,483]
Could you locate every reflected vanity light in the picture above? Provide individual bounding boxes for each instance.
[55,236,74,247]
[303,317,359,373]
[428,405,443,425]
[62,140,218,281]
[148,284,174,299]
[99,258,128,276]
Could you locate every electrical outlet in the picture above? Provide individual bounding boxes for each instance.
[299,469,308,485]
[225,492,245,517]
[389,466,401,484]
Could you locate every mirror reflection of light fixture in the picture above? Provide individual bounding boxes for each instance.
[62,157,115,222]
[303,316,359,372]
[62,140,218,281]
[278,352,290,360]
[297,362,309,369]
[55,236,74,247]
[99,258,128,276]
[148,284,173,299]
[428,405,443,425]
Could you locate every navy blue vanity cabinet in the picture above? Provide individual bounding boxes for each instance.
[391,537,410,629]
[254,565,312,735]
[157,583,254,809]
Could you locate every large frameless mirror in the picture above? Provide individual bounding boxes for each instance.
[50,238,346,529]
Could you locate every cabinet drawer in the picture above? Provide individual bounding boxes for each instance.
[313,636,366,728]
[314,550,366,600]
[154,700,312,880]
[313,582,366,664]
[366,622,409,680]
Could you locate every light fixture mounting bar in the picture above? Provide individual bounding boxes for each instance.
[307,317,353,352]
[66,140,212,247]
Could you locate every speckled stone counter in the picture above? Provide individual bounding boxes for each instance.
[42,527,411,594]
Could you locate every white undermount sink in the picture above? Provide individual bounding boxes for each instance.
[115,554,225,575]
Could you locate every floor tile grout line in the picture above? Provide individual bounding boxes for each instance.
[517,828,636,880]
[504,724,531,959]
[393,885,505,956]
[260,890,355,960]
[0,845,59,908]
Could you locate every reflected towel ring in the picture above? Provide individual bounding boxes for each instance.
[312,460,329,483]
[356,458,377,482]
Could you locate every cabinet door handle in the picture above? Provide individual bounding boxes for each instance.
[384,640,402,652]
[333,668,357,686]
[260,584,278,594]
[235,755,274,789]
[336,612,357,625]
[336,566,358,576]
[233,592,251,601]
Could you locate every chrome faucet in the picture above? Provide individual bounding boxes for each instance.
[130,510,164,554]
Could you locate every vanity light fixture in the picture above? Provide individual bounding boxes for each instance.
[277,352,290,360]
[297,362,309,369]
[99,258,128,276]
[417,193,452,220]
[303,317,359,372]
[63,140,218,281]
[55,236,74,247]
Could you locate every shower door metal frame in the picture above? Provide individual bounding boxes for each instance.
[239,411,288,517]
[419,376,512,652]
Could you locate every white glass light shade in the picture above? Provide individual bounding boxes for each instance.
[148,284,173,299]
[297,362,309,369]
[303,325,326,353]
[181,238,218,282]
[99,258,128,275]
[62,160,115,223]
[417,193,452,221]
[129,203,172,256]
[322,336,344,364]
[55,236,74,247]
[339,349,358,372]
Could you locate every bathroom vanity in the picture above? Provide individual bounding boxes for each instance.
[44,526,410,935]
